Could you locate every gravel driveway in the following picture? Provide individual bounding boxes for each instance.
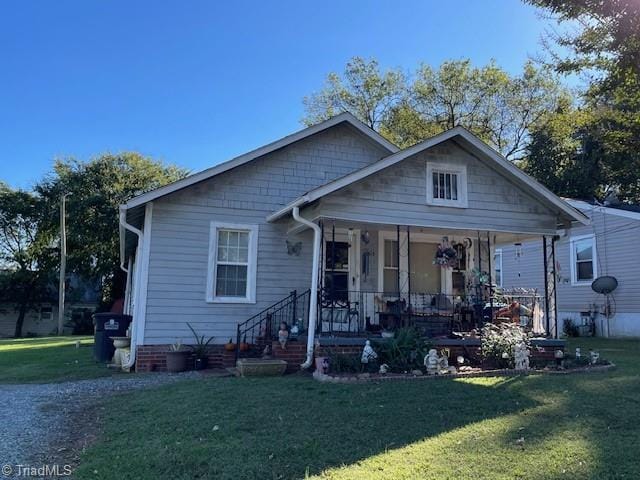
[0,372,200,477]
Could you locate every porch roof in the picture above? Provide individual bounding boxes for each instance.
[266,126,590,227]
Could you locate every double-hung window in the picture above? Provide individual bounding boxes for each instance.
[570,234,596,285]
[426,162,468,208]
[207,222,258,303]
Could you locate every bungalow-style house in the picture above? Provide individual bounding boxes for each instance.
[498,199,640,338]
[118,112,588,371]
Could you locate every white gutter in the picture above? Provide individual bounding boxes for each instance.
[292,206,321,369]
[118,206,144,370]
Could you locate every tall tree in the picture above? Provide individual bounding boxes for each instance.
[302,57,405,131]
[36,153,188,306]
[525,0,640,202]
[303,57,570,160]
[0,184,56,337]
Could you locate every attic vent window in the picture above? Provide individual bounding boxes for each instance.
[426,162,468,208]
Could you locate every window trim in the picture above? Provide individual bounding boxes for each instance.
[39,306,53,322]
[426,162,468,208]
[494,248,503,288]
[569,233,597,286]
[206,222,259,303]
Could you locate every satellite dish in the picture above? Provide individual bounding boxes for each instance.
[591,276,618,295]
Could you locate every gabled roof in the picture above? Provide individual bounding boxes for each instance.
[567,199,640,221]
[123,112,398,209]
[267,126,590,226]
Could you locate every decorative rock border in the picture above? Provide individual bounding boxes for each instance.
[312,363,616,383]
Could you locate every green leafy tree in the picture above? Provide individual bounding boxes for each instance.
[303,57,569,160]
[525,0,640,202]
[36,153,188,306]
[0,184,57,337]
[302,57,405,131]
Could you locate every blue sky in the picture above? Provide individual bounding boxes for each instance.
[1,0,559,189]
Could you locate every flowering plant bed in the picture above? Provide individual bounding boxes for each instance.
[312,361,615,383]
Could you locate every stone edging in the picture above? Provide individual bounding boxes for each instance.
[312,363,616,383]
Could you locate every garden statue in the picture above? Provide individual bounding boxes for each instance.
[424,349,440,375]
[514,342,530,371]
[438,349,456,373]
[575,347,581,359]
[590,350,600,364]
[278,322,289,349]
[361,340,378,364]
[379,363,389,374]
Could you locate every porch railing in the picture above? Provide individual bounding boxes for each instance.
[317,289,545,337]
[235,289,311,360]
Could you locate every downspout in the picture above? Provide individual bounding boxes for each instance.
[292,206,321,369]
[119,206,144,370]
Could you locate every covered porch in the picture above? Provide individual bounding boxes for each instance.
[313,218,557,339]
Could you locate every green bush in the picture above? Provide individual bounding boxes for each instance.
[326,351,362,373]
[563,318,580,337]
[481,323,531,369]
[374,327,430,373]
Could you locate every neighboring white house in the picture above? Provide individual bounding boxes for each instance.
[118,112,588,371]
[498,199,640,337]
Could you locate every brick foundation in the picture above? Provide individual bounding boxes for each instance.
[135,344,236,372]
[135,338,565,373]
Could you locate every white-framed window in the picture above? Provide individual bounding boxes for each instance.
[382,239,399,293]
[570,234,596,285]
[426,162,468,208]
[39,306,53,322]
[206,222,258,303]
[494,249,503,288]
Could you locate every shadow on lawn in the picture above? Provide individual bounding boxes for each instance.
[492,338,640,480]
[76,375,540,480]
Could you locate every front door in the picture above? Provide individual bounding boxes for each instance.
[321,229,360,332]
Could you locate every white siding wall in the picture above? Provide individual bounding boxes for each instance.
[315,141,559,234]
[143,124,390,344]
[500,206,640,337]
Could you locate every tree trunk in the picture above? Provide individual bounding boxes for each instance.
[14,301,28,338]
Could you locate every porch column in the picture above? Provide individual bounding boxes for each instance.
[542,236,558,337]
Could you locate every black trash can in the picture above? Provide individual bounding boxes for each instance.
[93,313,132,363]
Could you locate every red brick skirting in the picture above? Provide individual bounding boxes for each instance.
[135,340,566,373]
[136,344,236,372]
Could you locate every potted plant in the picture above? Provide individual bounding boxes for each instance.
[187,323,214,370]
[166,340,190,373]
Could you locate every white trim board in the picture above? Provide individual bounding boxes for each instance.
[206,221,259,304]
[123,112,398,210]
[268,126,589,226]
[134,202,153,346]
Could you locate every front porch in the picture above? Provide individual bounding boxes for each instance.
[236,219,560,364]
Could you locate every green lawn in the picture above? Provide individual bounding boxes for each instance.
[74,337,640,480]
[0,335,116,383]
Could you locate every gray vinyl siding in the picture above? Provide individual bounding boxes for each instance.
[500,206,640,336]
[143,123,391,344]
[314,140,559,235]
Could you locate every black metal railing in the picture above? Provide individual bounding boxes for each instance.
[236,289,311,360]
[317,289,545,337]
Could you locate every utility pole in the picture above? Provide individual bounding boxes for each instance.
[58,193,71,335]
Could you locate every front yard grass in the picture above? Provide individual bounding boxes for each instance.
[76,337,640,480]
[0,336,115,383]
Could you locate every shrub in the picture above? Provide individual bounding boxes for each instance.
[374,327,430,373]
[563,318,580,337]
[326,350,362,373]
[481,323,531,369]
